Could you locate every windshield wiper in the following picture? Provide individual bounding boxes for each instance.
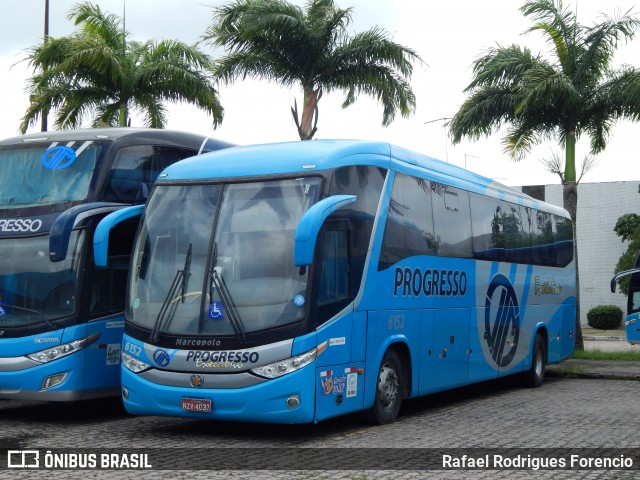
[208,243,247,344]
[0,303,56,329]
[150,243,192,343]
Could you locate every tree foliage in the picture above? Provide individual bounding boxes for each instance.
[203,0,422,140]
[614,212,640,295]
[449,0,640,349]
[450,0,640,174]
[21,1,223,131]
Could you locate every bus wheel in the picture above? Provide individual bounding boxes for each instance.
[523,333,546,388]
[366,349,403,424]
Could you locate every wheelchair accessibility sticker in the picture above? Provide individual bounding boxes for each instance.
[208,302,224,320]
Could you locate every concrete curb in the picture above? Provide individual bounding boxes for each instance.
[583,335,626,341]
[546,359,640,382]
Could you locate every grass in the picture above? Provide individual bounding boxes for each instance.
[572,349,640,362]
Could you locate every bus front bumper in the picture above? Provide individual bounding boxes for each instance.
[121,364,316,424]
[0,353,117,401]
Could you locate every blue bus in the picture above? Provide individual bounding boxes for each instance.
[610,256,640,344]
[0,128,233,401]
[97,140,576,424]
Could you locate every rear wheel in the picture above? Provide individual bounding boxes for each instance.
[366,349,403,424]
[523,333,546,388]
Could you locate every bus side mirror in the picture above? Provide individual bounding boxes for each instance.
[610,268,640,293]
[50,202,124,262]
[93,205,144,267]
[294,195,357,267]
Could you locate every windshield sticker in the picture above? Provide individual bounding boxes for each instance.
[208,302,224,320]
[0,305,5,317]
[293,294,305,307]
[132,298,140,309]
[41,146,77,170]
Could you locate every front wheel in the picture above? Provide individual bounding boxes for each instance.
[523,333,546,388]
[365,349,404,424]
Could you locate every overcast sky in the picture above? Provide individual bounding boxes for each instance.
[2,0,640,187]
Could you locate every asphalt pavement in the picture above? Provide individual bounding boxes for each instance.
[546,335,640,381]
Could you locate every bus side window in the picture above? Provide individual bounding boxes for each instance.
[631,289,640,314]
[470,194,506,262]
[552,214,574,267]
[317,230,350,306]
[314,228,352,326]
[431,184,472,258]
[104,145,197,203]
[531,210,555,266]
[379,173,435,269]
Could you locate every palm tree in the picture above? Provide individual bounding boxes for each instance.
[449,0,640,349]
[203,0,421,140]
[21,2,223,132]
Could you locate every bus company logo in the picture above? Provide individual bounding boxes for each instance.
[190,374,205,388]
[41,146,77,170]
[484,274,520,368]
[0,218,43,233]
[153,349,171,367]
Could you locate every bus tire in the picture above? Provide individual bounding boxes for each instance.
[365,349,403,425]
[523,333,546,388]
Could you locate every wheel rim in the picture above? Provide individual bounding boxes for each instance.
[377,363,399,409]
[534,345,544,378]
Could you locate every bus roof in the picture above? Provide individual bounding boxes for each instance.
[0,127,234,152]
[160,139,569,217]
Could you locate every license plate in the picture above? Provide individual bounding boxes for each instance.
[181,398,212,413]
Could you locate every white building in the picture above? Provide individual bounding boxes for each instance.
[517,181,639,325]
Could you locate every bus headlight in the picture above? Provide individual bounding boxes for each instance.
[251,345,321,379]
[122,352,151,373]
[27,334,99,364]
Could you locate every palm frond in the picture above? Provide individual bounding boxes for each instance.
[450,87,518,143]
[467,45,539,90]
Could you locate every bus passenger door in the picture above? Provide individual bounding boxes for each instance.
[313,227,365,422]
[83,217,137,394]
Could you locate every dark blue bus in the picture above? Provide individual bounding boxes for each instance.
[0,128,233,401]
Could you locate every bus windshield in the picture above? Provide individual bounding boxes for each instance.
[0,141,104,209]
[128,178,322,338]
[0,231,85,327]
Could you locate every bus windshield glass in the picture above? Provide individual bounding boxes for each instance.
[128,178,322,337]
[0,231,85,327]
[0,140,104,209]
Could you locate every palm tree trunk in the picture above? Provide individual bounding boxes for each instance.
[119,104,128,127]
[298,87,319,140]
[564,131,584,350]
[563,180,584,350]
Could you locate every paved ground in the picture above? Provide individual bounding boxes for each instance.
[1,335,638,479]
[1,373,639,479]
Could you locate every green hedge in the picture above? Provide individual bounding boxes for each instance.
[586,305,623,330]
